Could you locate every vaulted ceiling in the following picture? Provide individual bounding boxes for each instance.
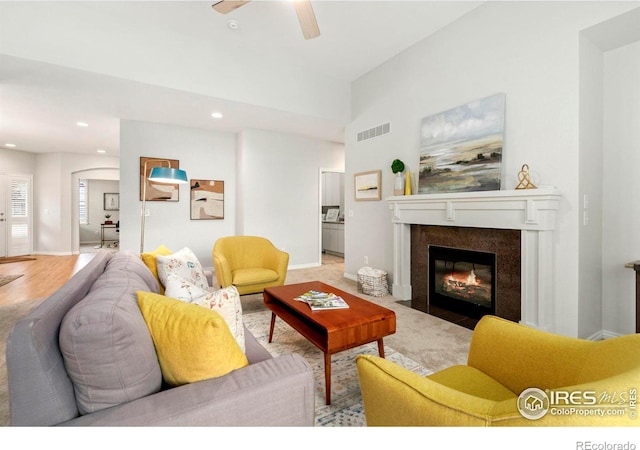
[0,1,484,155]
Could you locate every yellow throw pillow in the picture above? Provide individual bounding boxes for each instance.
[136,291,248,386]
[140,245,172,293]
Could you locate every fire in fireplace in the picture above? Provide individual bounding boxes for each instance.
[428,245,496,319]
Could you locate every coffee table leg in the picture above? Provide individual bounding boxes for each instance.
[377,338,385,358]
[268,313,276,343]
[324,352,331,405]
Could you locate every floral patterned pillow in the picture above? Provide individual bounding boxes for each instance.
[194,286,245,353]
[156,247,209,291]
[164,274,245,353]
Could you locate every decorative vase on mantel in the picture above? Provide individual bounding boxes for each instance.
[394,172,405,196]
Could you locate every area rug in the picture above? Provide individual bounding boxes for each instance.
[0,274,23,288]
[243,309,433,426]
[0,256,36,264]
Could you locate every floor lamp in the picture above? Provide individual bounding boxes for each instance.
[140,159,188,254]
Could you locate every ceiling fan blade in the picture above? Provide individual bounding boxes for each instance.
[211,1,250,14]
[293,0,320,40]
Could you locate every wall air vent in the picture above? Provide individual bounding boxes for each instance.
[357,122,390,143]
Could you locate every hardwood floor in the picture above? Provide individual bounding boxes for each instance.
[0,254,95,307]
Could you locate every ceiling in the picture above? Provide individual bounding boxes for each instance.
[0,1,485,156]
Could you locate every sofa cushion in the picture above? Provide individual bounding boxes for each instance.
[137,291,249,386]
[157,247,209,290]
[59,252,163,415]
[140,244,173,294]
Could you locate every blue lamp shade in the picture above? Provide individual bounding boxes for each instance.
[148,167,188,184]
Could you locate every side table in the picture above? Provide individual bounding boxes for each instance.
[100,223,118,248]
[625,260,640,333]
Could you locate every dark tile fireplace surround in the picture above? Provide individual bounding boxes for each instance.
[410,225,521,329]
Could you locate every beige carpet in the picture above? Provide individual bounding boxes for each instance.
[0,255,472,426]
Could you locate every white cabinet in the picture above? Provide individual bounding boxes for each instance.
[322,172,344,212]
[322,222,344,256]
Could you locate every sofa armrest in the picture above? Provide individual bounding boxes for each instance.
[60,354,315,426]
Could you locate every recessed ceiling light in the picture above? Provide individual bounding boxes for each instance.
[97,149,106,154]
[76,121,89,127]
[5,143,16,148]
[227,20,239,30]
[211,112,224,119]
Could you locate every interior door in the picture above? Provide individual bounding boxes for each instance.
[4,174,32,256]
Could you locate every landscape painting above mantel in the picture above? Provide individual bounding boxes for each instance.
[418,93,505,194]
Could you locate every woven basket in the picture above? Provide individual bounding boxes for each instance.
[357,267,389,297]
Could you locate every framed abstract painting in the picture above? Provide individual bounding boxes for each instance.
[418,93,505,194]
[190,179,224,220]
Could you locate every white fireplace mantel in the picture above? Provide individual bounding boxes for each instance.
[387,187,562,331]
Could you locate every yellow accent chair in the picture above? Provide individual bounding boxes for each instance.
[212,236,289,295]
[356,315,640,426]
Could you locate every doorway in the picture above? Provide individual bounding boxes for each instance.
[319,168,345,265]
[71,168,120,254]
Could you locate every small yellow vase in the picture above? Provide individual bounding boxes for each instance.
[405,171,412,195]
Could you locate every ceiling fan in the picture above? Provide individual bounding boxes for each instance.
[212,0,320,40]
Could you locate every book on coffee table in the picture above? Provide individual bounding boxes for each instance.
[294,290,349,310]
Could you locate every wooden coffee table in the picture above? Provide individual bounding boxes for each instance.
[263,281,396,405]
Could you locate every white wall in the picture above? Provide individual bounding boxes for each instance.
[238,129,344,267]
[578,34,605,338]
[119,120,237,268]
[34,153,120,255]
[119,123,344,269]
[346,1,636,337]
[602,40,640,335]
[0,148,36,173]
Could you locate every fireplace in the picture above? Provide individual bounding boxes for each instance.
[411,225,520,329]
[428,245,496,320]
[387,188,561,332]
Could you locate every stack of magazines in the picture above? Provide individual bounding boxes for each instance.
[294,290,349,310]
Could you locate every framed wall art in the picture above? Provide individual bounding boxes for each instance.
[190,179,224,220]
[418,93,505,194]
[354,170,382,201]
[140,157,181,201]
[103,193,119,211]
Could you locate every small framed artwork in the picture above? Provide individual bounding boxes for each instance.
[104,193,119,211]
[325,208,340,222]
[190,179,224,220]
[140,157,181,201]
[354,170,382,201]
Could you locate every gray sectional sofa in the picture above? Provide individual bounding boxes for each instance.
[6,250,315,426]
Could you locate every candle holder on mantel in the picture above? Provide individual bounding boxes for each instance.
[515,164,537,190]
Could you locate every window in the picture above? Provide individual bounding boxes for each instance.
[79,179,88,225]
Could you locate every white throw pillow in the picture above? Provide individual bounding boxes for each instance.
[194,285,245,352]
[156,247,209,291]
[164,273,209,303]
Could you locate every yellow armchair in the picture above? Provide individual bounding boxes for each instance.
[212,236,289,295]
[356,315,640,426]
